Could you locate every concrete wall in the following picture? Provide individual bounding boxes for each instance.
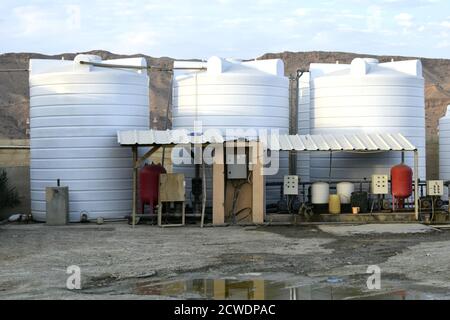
[0,139,30,220]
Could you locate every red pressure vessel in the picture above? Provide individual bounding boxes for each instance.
[391,163,413,209]
[140,163,166,214]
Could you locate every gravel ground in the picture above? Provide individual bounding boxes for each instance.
[0,222,449,299]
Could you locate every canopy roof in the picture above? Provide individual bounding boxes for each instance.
[117,130,416,152]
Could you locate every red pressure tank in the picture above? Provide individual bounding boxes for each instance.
[140,163,166,214]
[391,163,413,209]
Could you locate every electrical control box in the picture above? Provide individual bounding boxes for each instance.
[226,153,248,179]
[283,175,299,195]
[427,180,444,196]
[371,174,389,194]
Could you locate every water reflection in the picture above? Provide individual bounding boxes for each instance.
[135,278,417,300]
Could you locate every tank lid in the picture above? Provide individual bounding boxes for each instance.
[310,58,423,79]
[362,58,379,64]
[205,56,285,76]
[29,55,148,76]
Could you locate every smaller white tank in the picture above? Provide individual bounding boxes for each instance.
[336,182,355,204]
[311,182,329,204]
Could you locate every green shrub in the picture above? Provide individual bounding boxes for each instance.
[0,169,20,210]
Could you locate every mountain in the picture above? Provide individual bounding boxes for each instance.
[1,50,450,178]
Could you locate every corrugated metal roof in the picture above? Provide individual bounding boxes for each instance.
[117,130,416,151]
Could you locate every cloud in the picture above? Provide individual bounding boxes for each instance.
[395,12,414,28]
[66,5,81,30]
[436,40,450,48]
[294,8,309,16]
[13,6,52,35]
[367,6,383,32]
[1,0,450,59]
[113,30,161,54]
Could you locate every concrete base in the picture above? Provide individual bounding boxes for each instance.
[267,212,419,224]
[318,223,434,236]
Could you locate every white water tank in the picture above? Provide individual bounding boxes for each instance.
[309,58,426,181]
[29,54,149,222]
[172,56,289,205]
[439,105,450,193]
[311,182,330,204]
[336,182,355,204]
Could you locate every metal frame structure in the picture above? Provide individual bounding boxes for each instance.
[118,130,420,226]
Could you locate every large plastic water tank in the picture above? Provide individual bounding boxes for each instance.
[172,56,289,205]
[29,54,149,222]
[309,58,426,181]
[439,105,450,196]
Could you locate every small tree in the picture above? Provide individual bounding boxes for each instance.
[0,169,20,210]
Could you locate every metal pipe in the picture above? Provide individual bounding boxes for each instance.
[0,69,29,72]
[288,69,307,176]
[0,145,30,149]
[161,72,174,168]
[414,150,419,220]
[132,146,138,228]
[79,60,206,71]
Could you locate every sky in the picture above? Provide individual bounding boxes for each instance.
[0,0,449,60]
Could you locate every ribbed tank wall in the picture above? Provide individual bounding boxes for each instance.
[172,57,289,206]
[297,72,310,184]
[29,55,150,222]
[439,105,450,199]
[309,58,426,181]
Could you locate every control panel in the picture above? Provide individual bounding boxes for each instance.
[283,175,299,195]
[371,174,389,194]
[226,153,248,179]
[426,180,444,196]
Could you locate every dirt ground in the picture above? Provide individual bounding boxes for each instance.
[0,222,449,300]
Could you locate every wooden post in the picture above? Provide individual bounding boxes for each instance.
[213,144,225,225]
[213,279,226,299]
[253,280,265,300]
[252,142,264,224]
[200,162,206,228]
[132,145,138,228]
[414,150,419,220]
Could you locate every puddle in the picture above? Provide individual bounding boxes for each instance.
[133,277,430,300]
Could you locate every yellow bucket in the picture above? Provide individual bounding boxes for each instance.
[329,194,341,214]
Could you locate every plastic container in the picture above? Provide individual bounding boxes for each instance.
[336,182,355,204]
[311,182,330,204]
[328,195,341,214]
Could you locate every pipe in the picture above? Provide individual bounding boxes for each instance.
[0,145,30,149]
[161,73,174,168]
[0,69,29,72]
[79,60,206,71]
[288,69,307,176]
[414,150,419,220]
[201,162,207,228]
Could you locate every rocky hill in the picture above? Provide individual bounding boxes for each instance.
[1,50,450,178]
